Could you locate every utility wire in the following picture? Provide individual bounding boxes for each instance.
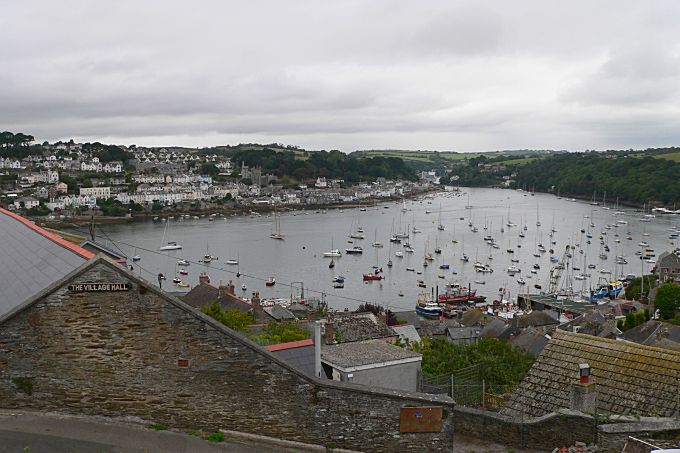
[72,224,416,312]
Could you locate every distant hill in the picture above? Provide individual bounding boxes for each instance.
[512,151,680,206]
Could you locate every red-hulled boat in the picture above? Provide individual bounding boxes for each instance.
[437,283,476,303]
[362,273,383,281]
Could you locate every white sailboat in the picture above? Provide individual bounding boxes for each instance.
[372,229,383,248]
[270,211,285,240]
[159,220,182,250]
[437,203,445,231]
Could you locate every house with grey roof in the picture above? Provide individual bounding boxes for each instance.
[502,330,680,419]
[263,304,296,321]
[558,310,621,339]
[508,328,551,357]
[0,207,93,316]
[391,324,421,345]
[656,251,680,283]
[446,326,481,345]
[619,320,680,352]
[321,339,422,392]
[265,339,316,376]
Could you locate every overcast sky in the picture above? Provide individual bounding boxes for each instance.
[2,1,680,152]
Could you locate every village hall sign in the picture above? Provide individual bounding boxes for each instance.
[68,282,130,292]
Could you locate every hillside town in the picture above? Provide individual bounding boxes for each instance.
[0,140,437,219]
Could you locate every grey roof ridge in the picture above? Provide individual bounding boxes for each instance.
[554,329,680,359]
[0,254,453,405]
[0,207,93,260]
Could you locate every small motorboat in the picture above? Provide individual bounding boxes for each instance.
[177,259,190,266]
[132,255,141,262]
[226,259,239,265]
[241,284,247,291]
[179,269,188,276]
[406,267,415,272]
[266,278,276,287]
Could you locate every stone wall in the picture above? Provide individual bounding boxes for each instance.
[0,261,454,452]
[451,406,597,451]
[0,259,675,452]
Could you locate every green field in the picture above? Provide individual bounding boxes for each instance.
[653,151,680,162]
[503,156,541,166]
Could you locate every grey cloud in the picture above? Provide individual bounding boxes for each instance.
[2,0,680,151]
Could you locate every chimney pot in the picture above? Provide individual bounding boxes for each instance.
[324,319,335,345]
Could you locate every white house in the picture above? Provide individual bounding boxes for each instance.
[80,186,111,199]
[13,197,39,210]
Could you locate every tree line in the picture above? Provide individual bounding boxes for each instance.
[512,153,680,206]
[0,131,36,159]
[214,147,417,183]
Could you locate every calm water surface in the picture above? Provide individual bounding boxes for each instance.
[95,188,679,312]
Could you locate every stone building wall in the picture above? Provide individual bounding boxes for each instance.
[0,259,674,452]
[0,261,454,452]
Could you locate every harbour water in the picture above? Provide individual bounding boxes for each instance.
[94,188,678,312]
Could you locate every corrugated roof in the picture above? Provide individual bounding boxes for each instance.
[0,208,93,317]
[502,330,680,418]
[321,339,421,369]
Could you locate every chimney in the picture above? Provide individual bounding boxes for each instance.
[314,321,322,378]
[324,318,335,345]
[251,292,262,312]
[228,280,235,295]
[218,280,230,298]
[199,272,210,285]
[570,363,597,413]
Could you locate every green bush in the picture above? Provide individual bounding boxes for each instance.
[250,321,308,346]
[655,283,680,321]
[413,337,534,388]
[201,303,254,331]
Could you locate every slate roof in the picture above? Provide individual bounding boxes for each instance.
[417,318,462,337]
[620,320,680,350]
[447,326,481,342]
[265,339,316,376]
[321,339,421,370]
[511,310,559,328]
[182,283,220,307]
[461,308,495,327]
[182,283,272,323]
[558,310,621,338]
[657,251,680,269]
[391,324,421,344]
[0,208,93,317]
[329,312,395,343]
[79,240,127,263]
[508,329,551,358]
[480,318,509,339]
[264,305,296,321]
[502,330,680,418]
